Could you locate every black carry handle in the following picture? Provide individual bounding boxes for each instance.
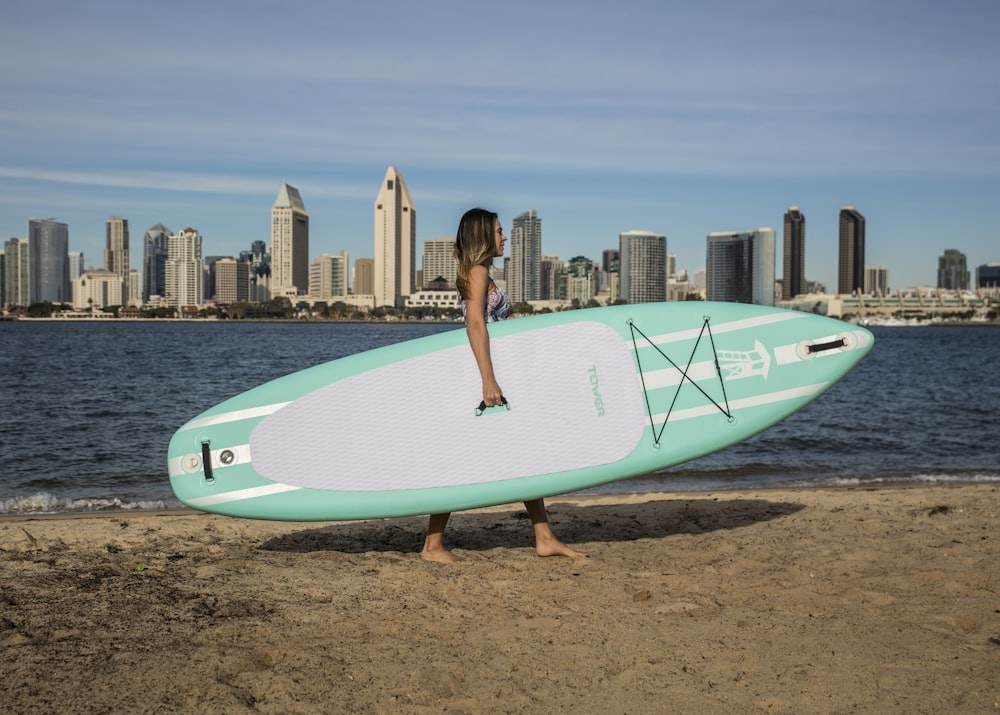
[474,396,509,416]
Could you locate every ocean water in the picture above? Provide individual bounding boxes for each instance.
[1,320,997,514]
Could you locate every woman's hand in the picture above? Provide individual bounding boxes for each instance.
[481,377,504,407]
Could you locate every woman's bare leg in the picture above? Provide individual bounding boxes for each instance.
[523,499,587,558]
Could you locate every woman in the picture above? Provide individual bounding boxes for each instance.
[420,208,588,563]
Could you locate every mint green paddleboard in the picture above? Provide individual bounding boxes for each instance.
[168,302,872,520]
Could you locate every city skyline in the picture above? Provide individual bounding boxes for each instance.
[2,1,998,291]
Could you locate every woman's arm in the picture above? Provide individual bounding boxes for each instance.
[464,264,504,406]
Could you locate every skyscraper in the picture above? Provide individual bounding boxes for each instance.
[539,254,564,300]
[976,262,1000,291]
[423,237,457,287]
[782,207,806,300]
[937,249,969,290]
[353,258,374,296]
[838,207,865,295]
[214,258,250,304]
[143,224,171,301]
[105,216,130,304]
[374,166,416,307]
[508,210,542,304]
[28,218,69,304]
[310,252,349,299]
[706,228,776,306]
[68,251,85,283]
[619,230,666,304]
[864,265,889,295]
[165,228,203,308]
[3,238,29,308]
[567,256,596,303]
[271,183,309,295]
[240,239,271,303]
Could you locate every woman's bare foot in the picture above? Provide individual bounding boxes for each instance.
[420,543,462,563]
[421,513,461,563]
[535,534,588,558]
[523,498,588,558]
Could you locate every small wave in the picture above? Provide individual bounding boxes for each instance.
[0,491,179,515]
[787,472,1000,489]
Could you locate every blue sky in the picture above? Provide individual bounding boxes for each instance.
[2,0,998,291]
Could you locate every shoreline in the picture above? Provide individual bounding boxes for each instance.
[3,483,998,713]
[4,477,998,522]
[5,314,1000,327]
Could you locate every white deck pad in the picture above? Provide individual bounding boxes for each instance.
[249,322,647,492]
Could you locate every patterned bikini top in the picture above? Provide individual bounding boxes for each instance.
[461,280,512,324]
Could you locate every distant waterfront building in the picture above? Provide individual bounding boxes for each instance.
[271,183,310,295]
[508,210,542,304]
[143,224,171,302]
[864,265,890,295]
[165,228,203,308]
[310,252,349,299]
[837,207,865,295]
[783,207,806,300]
[706,228,776,306]
[214,258,250,304]
[3,238,29,307]
[68,251,85,283]
[374,166,416,307]
[72,270,123,311]
[539,254,565,301]
[976,262,1000,291]
[619,230,667,304]
[128,269,142,306]
[422,237,457,287]
[353,257,374,296]
[937,249,969,290]
[404,288,462,311]
[667,268,691,302]
[600,249,620,295]
[104,216,130,304]
[566,256,596,303]
[28,218,70,304]
[240,239,270,303]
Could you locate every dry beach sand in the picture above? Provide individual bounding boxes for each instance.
[2,484,998,714]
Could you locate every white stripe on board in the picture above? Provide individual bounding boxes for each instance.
[639,359,719,390]
[646,382,828,425]
[639,310,806,347]
[180,402,292,431]
[187,482,301,507]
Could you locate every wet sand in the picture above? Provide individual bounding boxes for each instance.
[2,485,998,714]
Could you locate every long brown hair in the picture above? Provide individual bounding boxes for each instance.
[454,208,498,299]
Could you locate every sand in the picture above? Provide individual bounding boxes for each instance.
[1,484,998,714]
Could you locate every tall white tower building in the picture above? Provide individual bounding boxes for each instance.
[165,228,203,308]
[105,216,130,304]
[271,183,309,295]
[374,166,416,307]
